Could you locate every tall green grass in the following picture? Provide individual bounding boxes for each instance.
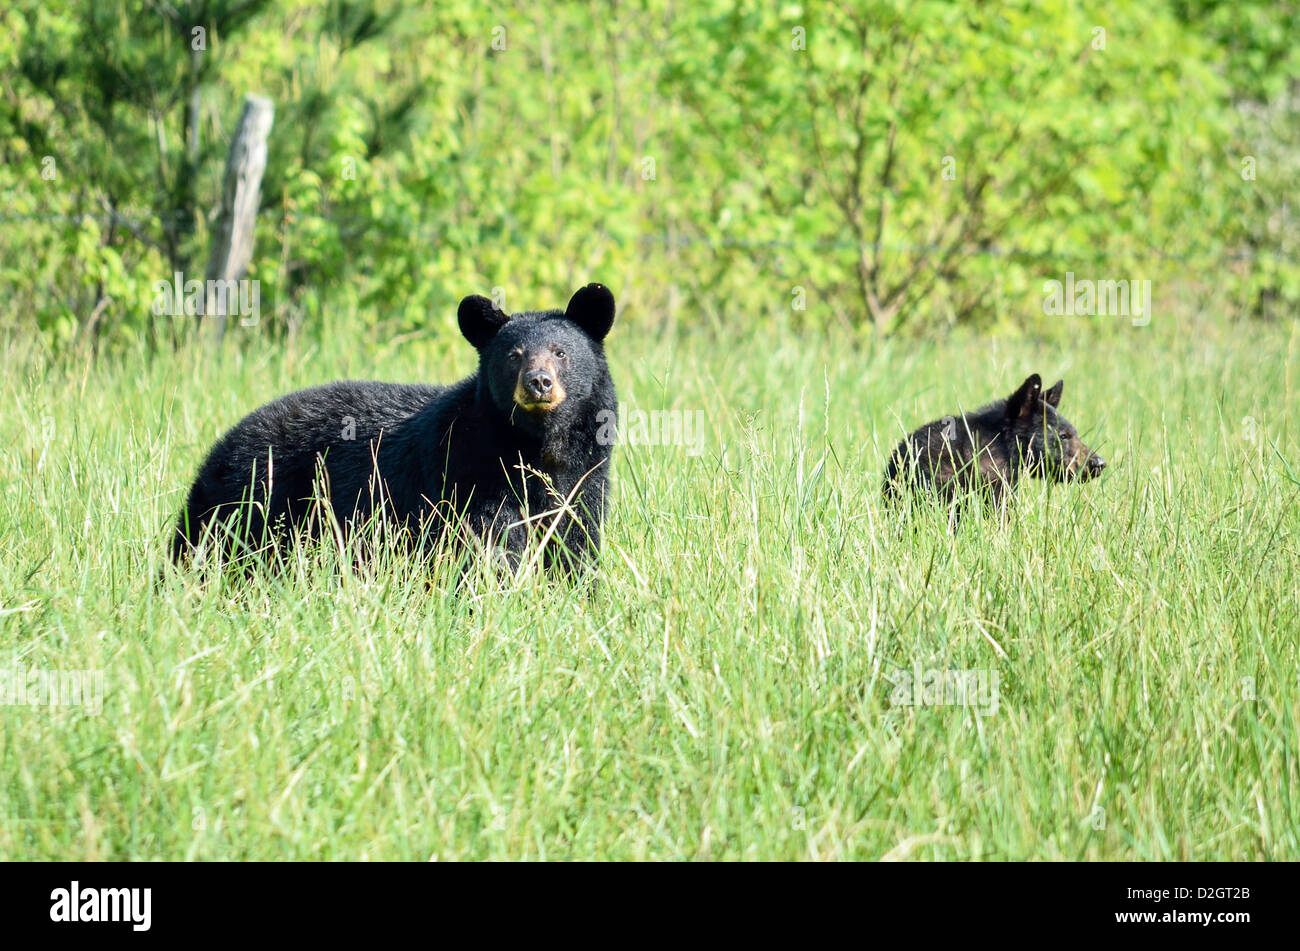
[1,303,1297,859]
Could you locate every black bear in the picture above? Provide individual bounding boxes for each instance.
[882,373,1105,516]
[171,283,618,575]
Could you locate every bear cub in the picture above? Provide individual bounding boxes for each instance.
[883,373,1105,516]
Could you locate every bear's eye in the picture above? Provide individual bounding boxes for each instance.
[508,351,522,363]
[554,347,566,359]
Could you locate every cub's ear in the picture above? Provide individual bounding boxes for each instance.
[1044,379,1064,408]
[458,295,509,350]
[1006,373,1043,421]
[565,283,615,342]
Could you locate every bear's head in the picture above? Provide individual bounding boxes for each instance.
[1004,374,1106,482]
[457,283,616,434]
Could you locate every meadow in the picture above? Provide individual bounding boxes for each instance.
[2,294,1297,860]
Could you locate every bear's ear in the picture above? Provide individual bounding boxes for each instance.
[1006,373,1042,421]
[458,295,509,350]
[1044,379,1064,408]
[565,283,615,342]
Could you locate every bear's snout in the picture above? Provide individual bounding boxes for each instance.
[1068,445,1105,481]
[524,368,554,400]
[512,356,567,411]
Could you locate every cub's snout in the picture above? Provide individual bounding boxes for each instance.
[1078,451,1106,480]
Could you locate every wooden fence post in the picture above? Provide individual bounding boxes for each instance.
[206,94,274,340]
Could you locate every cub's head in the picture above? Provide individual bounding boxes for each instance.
[1005,373,1106,481]
[457,283,616,431]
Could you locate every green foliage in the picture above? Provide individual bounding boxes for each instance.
[0,0,1295,349]
[660,1,1237,332]
[1168,1,1300,318]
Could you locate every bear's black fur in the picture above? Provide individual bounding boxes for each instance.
[171,283,618,574]
[883,373,1105,514]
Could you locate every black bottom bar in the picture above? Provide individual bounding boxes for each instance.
[0,861,1284,940]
